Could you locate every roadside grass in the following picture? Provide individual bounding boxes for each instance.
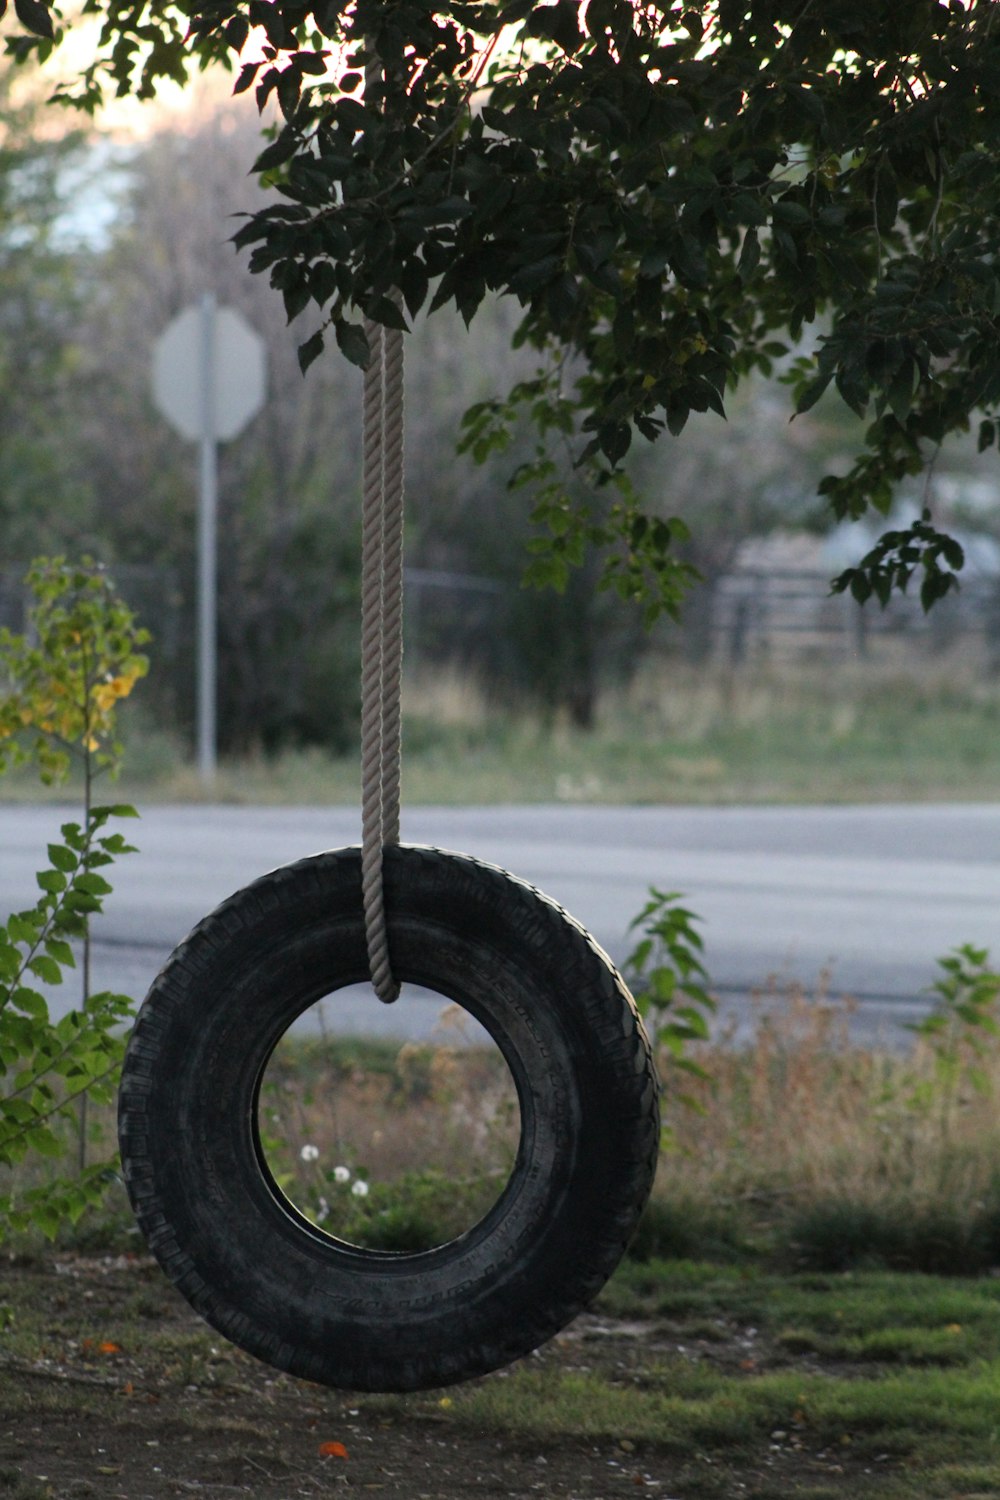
[143,659,1000,804]
[3,657,1000,805]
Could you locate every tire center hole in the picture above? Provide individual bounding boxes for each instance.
[255,984,522,1252]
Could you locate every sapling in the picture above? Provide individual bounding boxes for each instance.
[623,887,717,1151]
[0,557,149,1238]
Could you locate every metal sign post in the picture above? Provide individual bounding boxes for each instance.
[197,294,219,785]
[152,299,266,785]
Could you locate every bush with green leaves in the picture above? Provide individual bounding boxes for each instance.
[0,557,148,1240]
[904,943,1000,1149]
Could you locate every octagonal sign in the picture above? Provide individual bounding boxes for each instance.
[153,301,266,443]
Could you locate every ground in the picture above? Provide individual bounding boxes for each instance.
[0,1252,886,1500]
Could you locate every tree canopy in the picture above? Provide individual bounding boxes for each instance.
[5,0,1000,615]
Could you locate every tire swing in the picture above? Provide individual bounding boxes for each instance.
[117,290,660,1398]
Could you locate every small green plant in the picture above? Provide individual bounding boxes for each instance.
[904,943,1000,1147]
[0,557,148,1240]
[622,887,717,1147]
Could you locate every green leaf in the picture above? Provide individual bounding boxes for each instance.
[233,60,260,95]
[738,227,760,280]
[97,834,137,856]
[63,891,101,915]
[47,843,77,874]
[10,986,48,1019]
[13,0,53,39]
[28,954,63,986]
[28,1126,64,1161]
[665,403,689,437]
[91,804,139,820]
[772,198,810,227]
[282,276,311,323]
[6,913,39,945]
[31,1200,61,1238]
[253,130,299,174]
[874,163,899,235]
[941,537,965,571]
[335,320,371,369]
[44,938,75,968]
[886,358,914,426]
[298,330,325,374]
[36,870,66,895]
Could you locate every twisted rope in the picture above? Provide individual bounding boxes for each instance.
[360,309,405,1003]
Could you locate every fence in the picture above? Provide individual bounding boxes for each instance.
[3,557,999,743]
[710,567,1000,670]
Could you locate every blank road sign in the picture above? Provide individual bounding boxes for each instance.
[153,302,266,442]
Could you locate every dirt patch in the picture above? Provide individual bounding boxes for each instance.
[0,1253,864,1500]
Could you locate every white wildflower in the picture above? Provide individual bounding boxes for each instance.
[316,1196,330,1223]
[351,1179,370,1198]
[299,1143,320,1162]
[333,1165,351,1184]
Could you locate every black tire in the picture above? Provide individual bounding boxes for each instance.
[118,844,659,1392]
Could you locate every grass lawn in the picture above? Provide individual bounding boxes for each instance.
[428,1258,1000,1497]
[4,1243,1000,1499]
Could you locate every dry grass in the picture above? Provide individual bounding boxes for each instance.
[7,967,1000,1270]
[4,651,992,806]
[640,977,1000,1269]
[245,973,1000,1267]
[257,1007,520,1247]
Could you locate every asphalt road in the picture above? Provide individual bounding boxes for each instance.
[2,802,999,1047]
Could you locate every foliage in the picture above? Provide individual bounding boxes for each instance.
[0,67,94,558]
[8,0,999,615]
[622,886,716,1144]
[0,806,137,1239]
[0,557,146,1240]
[0,555,150,784]
[71,109,367,755]
[904,942,1000,1142]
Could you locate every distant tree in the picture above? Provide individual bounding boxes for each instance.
[0,67,93,556]
[9,0,997,623]
[72,102,366,753]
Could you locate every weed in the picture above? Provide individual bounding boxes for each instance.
[623,887,717,1150]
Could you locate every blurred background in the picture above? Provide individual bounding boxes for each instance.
[2,67,1000,806]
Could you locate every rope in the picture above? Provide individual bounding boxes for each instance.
[360,307,405,1004]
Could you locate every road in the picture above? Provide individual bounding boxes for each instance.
[2,802,999,1046]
